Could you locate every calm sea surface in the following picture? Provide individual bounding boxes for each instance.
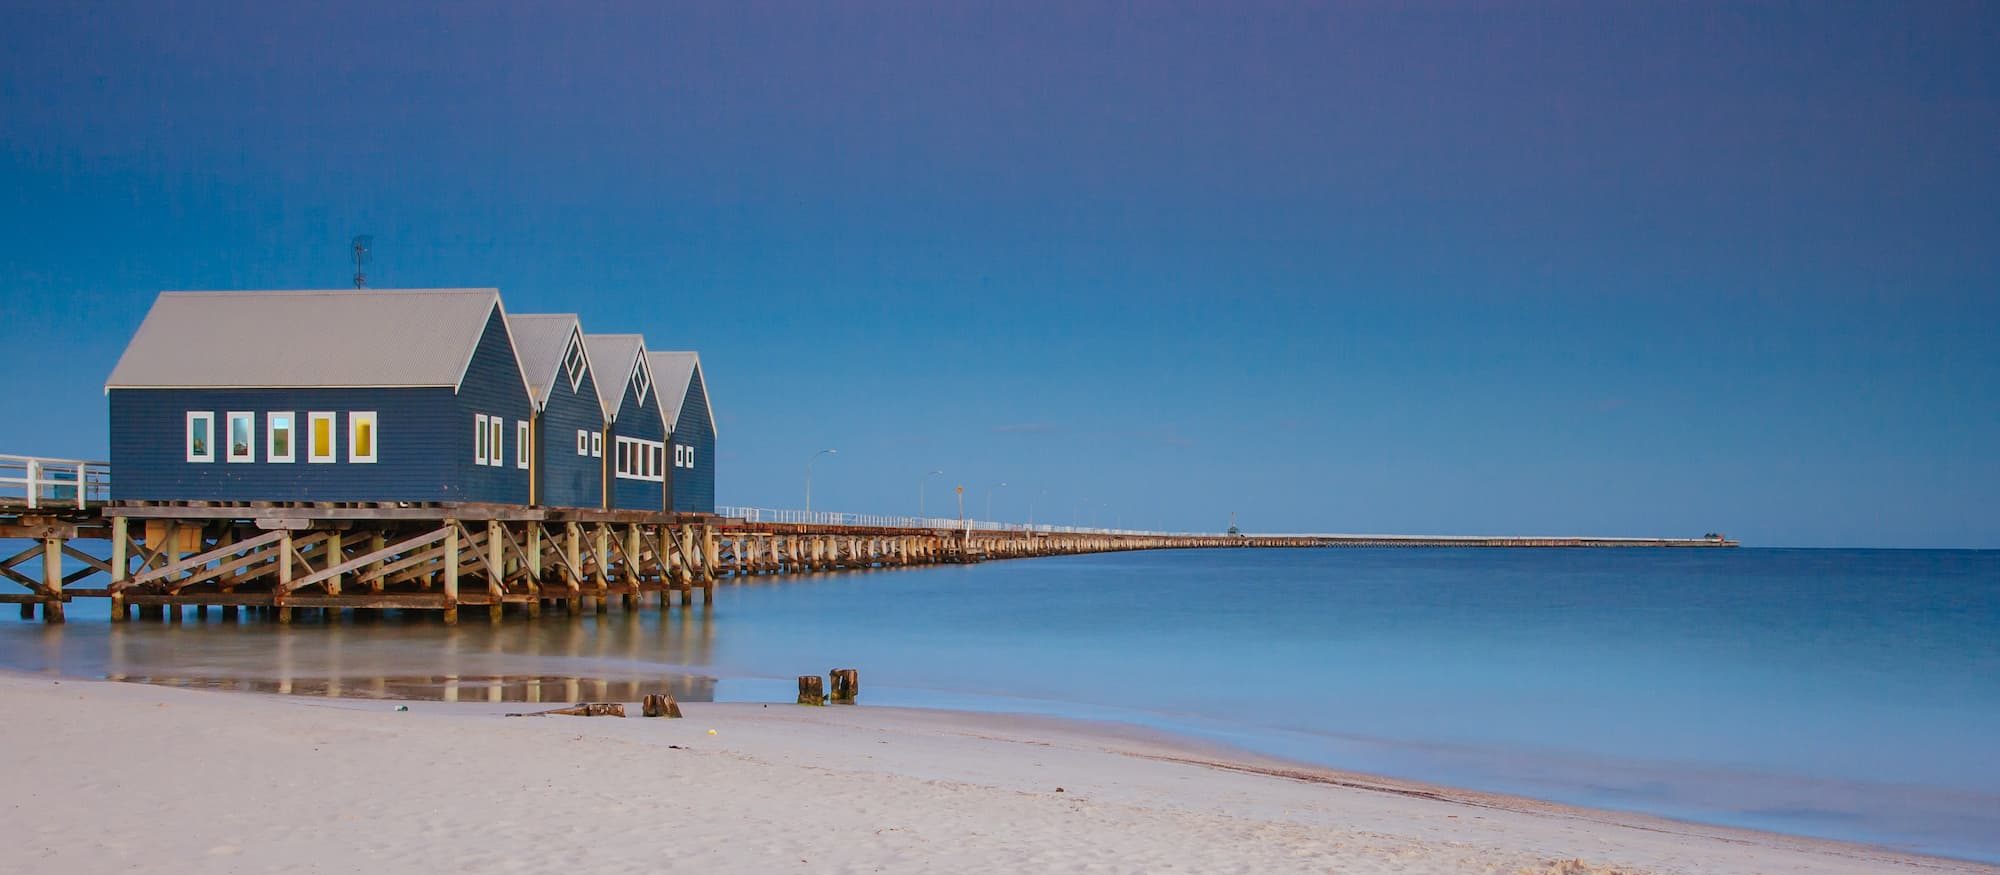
[3,547,1996,861]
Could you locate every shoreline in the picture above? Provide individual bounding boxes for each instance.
[2,671,1989,875]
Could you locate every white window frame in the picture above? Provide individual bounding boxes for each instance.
[576,428,589,456]
[474,414,490,466]
[186,411,214,463]
[489,417,505,468]
[307,412,336,463]
[613,436,666,482]
[591,431,602,458]
[348,411,378,464]
[684,445,695,469]
[633,363,651,406]
[225,411,255,463]
[516,421,530,469]
[267,411,296,464]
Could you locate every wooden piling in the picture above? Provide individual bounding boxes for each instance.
[442,522,460,625]
[41,536,63,623]
[830,668,858,703]
[109,515,129,621]
[797,675,825,706]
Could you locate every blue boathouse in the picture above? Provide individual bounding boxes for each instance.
[583,334,666,512]
[105,289,534,505]
[507,313,608,509]
[648,351,716,515]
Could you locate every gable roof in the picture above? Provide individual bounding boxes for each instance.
[646,350,717,439]
[582,333,648,421]
[105,289,524,393]
[507,313,607,418]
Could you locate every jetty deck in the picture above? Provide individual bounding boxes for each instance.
[2,453,1735,624]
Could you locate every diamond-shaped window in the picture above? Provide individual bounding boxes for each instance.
[633,357,651,405]
[563,334,586,393]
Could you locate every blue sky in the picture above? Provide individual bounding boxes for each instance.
[2,2,1995,546]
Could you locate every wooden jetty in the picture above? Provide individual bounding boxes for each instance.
[1,454,1736,625]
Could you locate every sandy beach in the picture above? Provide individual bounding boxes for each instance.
[0,673,1986,875]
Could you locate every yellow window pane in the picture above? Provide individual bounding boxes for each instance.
[357,423,374,457]
[313,419,331,456]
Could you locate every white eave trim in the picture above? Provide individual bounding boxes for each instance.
[106,382,457,390]
[452,296,538,404]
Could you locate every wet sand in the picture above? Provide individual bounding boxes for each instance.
[1,672,1988,875]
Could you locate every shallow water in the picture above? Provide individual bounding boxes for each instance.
[3,547,1996,862]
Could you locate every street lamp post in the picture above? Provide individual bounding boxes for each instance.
[805,448,836,517]
[920,470,943,520]
[985,482,1008,526]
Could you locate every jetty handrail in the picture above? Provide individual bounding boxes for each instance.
[0,454,111,510]
[716,505,1178,537]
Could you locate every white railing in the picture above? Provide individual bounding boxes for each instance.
[716,505,1187,537]
[0,455,111,510]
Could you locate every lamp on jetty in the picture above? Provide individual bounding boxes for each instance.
[805,448,836,516]
[920,470,943,519]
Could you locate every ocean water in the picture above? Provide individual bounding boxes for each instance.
[3,547,1996,862]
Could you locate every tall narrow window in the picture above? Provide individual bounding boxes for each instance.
[267,412,295,463]
[186,412,214,463]
[307,412,336,463]
[516,421,530,469]
[349,412,377,463]
[576,429,589,456]
[685,446,695,469]
[591,432,602,458]
[489,417,505,467]
[226,412,255,463]
[475,414,490,465]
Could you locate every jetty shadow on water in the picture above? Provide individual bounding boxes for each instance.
[1,604,722,704]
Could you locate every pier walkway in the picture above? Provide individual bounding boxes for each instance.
[2,453,1734,624]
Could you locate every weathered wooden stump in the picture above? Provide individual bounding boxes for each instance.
[506,702,626,718]
[829,668,859,704]
[797,675,825,706]
[642,693,683,718]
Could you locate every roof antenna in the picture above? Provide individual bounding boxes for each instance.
[350,235,373,289]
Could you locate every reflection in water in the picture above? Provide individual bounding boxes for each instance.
[4,605,720,704]
[114,672,718,704]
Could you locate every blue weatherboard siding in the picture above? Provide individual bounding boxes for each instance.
[451,306,534,505]
[669,369,715,514]
[112,387,456,501]
[607,362,666,511]
[534,350,604,509]
[109,303,533,504]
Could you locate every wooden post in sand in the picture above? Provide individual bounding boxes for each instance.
[796,675,825,706]
[642,693,683,718]
[829,668,858,704]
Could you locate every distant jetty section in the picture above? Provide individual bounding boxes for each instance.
[1255,533,1739,548]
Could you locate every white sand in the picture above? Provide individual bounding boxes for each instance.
[0,674,1987,875]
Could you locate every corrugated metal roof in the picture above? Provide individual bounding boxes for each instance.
[646,350,716,438]
[507,313,582,407]
[583,333,646,421]
[106,289,506,390]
